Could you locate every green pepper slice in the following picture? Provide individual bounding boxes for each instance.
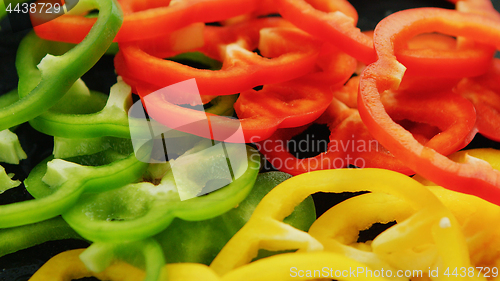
[0,148,148,228]
[59,145,260,242]
[0,0,123,131]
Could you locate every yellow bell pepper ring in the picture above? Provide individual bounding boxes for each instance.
[210,168,470,276]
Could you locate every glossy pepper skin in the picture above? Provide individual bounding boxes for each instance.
[0,0,123,132]
[155,172,315,265]
[276,0,497,76]
[116,18,321,97]
[32,0,263,43]
[57,145,260,242]
[358,8,500,205]
[0,148,148,228]
[25,172,316,281]
[210,168,469,276]
[257,73,476,175]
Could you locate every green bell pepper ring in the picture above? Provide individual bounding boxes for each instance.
[0,216,82,258]
[60,145,260,242]
[155,171,316,265]
[0,0,122,132]
[0,148,148,228]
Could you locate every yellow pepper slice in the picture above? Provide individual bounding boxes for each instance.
[210,168,471,277]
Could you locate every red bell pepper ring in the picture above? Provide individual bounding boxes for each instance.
[116,18,321,97]
[455,59,500,141]
[258,73,476,176]
[32,0,261,43]
[134,80,329,144]
[358,7,500,205]
[276,0,497,77]
[129,38,355,143]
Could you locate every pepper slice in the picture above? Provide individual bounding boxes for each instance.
[132,40,354,143]
[0,217,81,258]
[358,7,500,205]
[0,0,122,132]
[57,145,259,242]
[258,74,476,175]
[210,168,468,275]
[276,0,496,77]
[155,172,315,265]
[0,148,148,228]
[455,59,500,141]
[116,18,321,97]
[32,0,261,43]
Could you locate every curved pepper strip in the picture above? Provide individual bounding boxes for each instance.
[55,146,259,242]
[134,41,355,143]
[455,59,500,141]
[308,193,413,276]
[427,185,500,269]
[210,168,468,276]
[155,172,315,265]
[0,149,148,228]
[414,148,500,186]
[29,249,146,281]
[15,62,237,139]
[358,8,500,205]
[0,0,122,132]
[32,0,262,43]
[0,217,82,258]
[276,0,496,77]
[3,172,313,269]
[116,18,321,97]
[30,249,393,281]
[258,74,476,175]
[310,185,500,277]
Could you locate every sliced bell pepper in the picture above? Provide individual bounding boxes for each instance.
[29,249,146,281]
[276,0,496,77]
[116,18,321,97]
[79,238,166,281]
[210,168,468,275]
[308,192,413,274]
[32,0,261,43]
[358,7,500,205]
[52,145,259,242]
[0,0,122,132]
[129,37,355,143]
[0,217,82,258]
[31,249,396,281]
[155,171,315,265]
[258,74,476,175]
[455,59,500,141]
[0,148,148,228]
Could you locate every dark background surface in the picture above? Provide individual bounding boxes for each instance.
[1,1,500,280]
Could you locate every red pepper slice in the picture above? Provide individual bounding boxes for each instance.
[116,18,321,97]
[131,42,354,143]
[358,7,500,205]
[276,0,497,77]
[258,74,476,175]
[455,59,500,141]
[33,0,259,43]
